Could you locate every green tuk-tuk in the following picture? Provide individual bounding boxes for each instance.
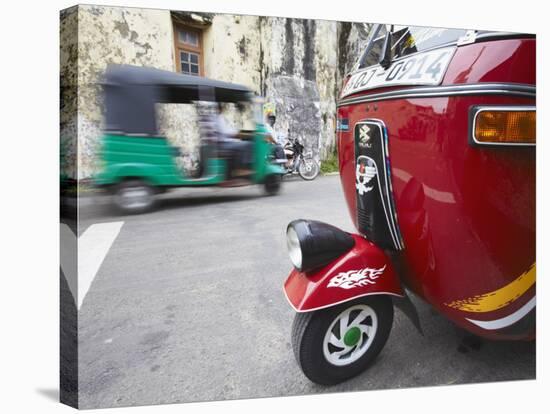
[95,64,284,214]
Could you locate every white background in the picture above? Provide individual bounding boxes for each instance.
[1,0,547,412]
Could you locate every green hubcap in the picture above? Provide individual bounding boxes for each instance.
[343,326,361,347]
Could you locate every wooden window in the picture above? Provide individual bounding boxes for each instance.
[173,24,203,76]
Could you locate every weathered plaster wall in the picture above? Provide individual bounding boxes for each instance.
[203,15,262,89]
[76,5,189,178]
[202,14,338,161]
[312,20,338,160]
[200,14,263,132]
[61,5,370,178]
[264,18,337,158]
[257,17,338,160]
[60,6,79,179]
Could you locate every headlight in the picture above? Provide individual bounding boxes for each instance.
[286,219,355,273]
[286,226,302,269]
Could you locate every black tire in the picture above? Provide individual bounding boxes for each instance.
[113,180,155,214]
[298,159,320,181]
[291,295,393,385]
[264,174,282,196]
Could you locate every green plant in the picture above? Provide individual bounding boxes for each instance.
[320,148,339,174]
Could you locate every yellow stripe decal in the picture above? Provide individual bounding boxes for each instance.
[445,263,536,313]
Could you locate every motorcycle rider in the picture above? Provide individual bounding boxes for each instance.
[264,112,287,165]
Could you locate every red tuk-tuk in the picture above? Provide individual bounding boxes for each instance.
[283,25,535,385]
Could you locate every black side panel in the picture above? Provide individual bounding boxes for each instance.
[354,120,403,250]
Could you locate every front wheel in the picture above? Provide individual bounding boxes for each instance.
[291,296,393,385]
[113,180,155,214]
[298,159,320,181]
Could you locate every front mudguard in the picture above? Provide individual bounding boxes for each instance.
[284,234,404,312]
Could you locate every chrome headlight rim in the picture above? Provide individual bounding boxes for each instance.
[285,219,355,273]
[286,225,303,270]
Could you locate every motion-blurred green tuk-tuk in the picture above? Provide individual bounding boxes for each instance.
[95,64,284,214]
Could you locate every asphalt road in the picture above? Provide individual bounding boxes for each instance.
[76,175,535,409]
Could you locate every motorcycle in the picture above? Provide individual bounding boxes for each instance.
[282,134,320,181]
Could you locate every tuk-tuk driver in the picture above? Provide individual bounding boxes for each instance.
[214,103,253,177]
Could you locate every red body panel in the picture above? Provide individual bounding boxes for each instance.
[284,234,404,312]
[442,39,535,85]
[336,38,535,340]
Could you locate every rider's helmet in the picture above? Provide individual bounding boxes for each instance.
[265,108,276,126]
[264,103,277,127]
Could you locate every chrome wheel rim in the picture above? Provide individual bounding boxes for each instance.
[323,304,378,366]
[299,160,319,178]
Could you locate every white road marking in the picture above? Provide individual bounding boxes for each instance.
[60,223,78,306]
[60,222,124,310]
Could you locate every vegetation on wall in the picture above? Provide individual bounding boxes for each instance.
[320,147,339,174]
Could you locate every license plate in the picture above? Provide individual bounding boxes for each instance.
[341,46,456,98]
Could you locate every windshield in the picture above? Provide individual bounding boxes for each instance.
[357,24,467,70]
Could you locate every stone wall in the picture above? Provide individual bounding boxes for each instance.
[60,6,78,179]
[260,18,338,160]
[60,5,372,179]
[202,14,339,160]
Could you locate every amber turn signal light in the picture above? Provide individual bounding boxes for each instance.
[474,109,536,144]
